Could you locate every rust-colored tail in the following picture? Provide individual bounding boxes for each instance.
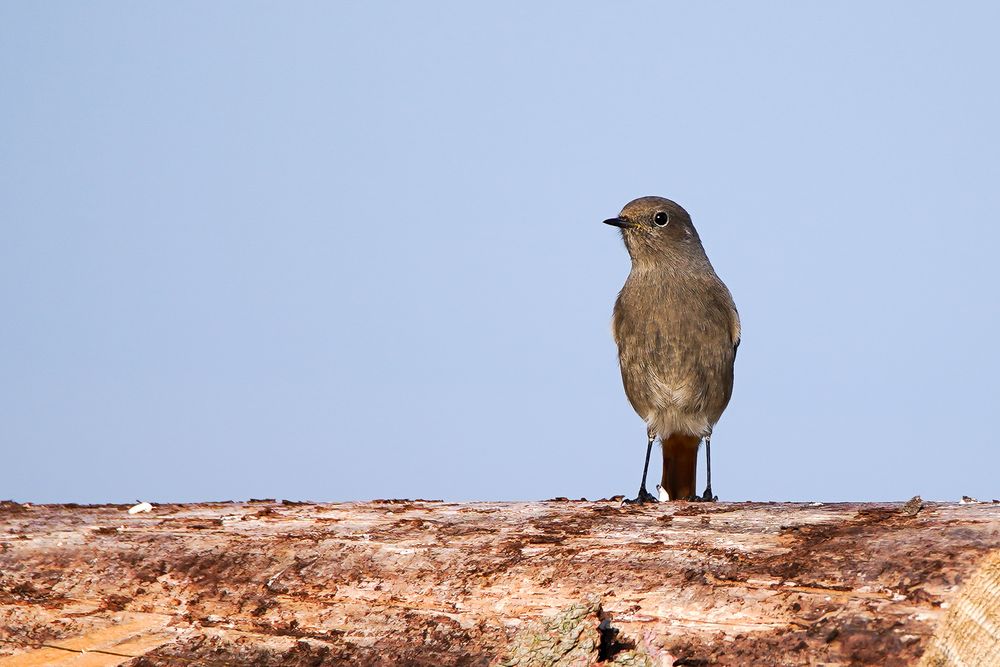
[660,434,701,500]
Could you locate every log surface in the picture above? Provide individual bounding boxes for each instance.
[1,499,999,666]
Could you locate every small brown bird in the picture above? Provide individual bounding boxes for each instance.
[604,196,740,503]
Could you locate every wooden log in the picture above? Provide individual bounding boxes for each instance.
[0,499,998,666]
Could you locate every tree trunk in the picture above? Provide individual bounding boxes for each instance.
[1,499,998,666]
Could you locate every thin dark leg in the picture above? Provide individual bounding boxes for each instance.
[623,436,658,505]
[639,436,654,494]
[700,435,717,502]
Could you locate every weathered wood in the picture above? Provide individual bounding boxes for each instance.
[0,499,998,666]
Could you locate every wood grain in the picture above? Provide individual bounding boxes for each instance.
[1,499,998,665]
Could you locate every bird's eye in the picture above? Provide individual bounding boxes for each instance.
[653,211,669,227]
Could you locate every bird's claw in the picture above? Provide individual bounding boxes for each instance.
[686,487,717,503]
[622,488,658,505]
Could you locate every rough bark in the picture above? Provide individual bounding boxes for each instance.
[1,499,998,666]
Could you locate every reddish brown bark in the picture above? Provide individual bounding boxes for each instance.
[1,499,998,666]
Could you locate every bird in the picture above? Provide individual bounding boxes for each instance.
[604,196,740,503]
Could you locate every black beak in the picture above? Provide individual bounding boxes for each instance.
[603,217,632,228]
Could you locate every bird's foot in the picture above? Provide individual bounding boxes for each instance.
[622,487,658,505]
[687,486,717,503]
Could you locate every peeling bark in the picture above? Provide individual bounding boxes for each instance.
[1,499,998,666]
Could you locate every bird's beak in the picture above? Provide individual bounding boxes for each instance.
[603,217,633,228]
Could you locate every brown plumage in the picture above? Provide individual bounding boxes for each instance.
[605,196,740,502]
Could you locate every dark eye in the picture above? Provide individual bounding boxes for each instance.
[653,211,669,227]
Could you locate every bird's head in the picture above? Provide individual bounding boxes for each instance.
[603,196,703,264]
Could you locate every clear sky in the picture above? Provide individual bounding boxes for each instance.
[2,3,998,504]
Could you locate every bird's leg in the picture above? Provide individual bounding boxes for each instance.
[623,434,658,505]
[700,435,718,502]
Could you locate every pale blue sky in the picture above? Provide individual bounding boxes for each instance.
[2,3,998,504]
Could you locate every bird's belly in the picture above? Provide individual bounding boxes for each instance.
[618,350,730,439]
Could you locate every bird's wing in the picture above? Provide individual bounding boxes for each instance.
[731,306,741,357]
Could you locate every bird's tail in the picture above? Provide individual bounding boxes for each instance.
[660,434,701,500]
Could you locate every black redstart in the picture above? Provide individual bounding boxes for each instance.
[604,196,740,503]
